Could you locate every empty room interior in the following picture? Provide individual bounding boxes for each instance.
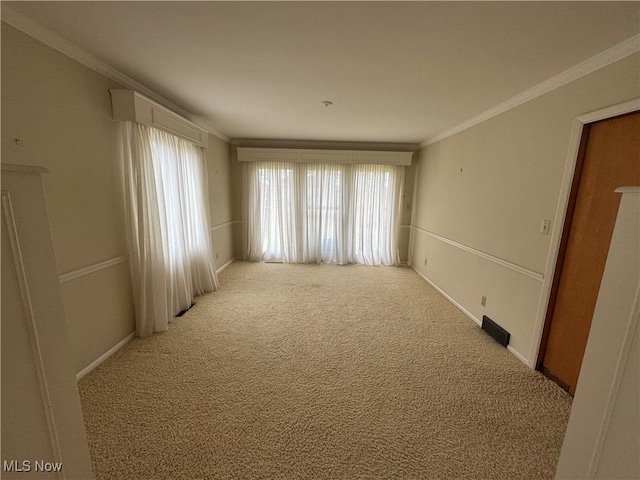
[1,2,639,479]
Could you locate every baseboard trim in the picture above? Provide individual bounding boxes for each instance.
[76,332,135,381]
[506,345,528,365]
[410,264,480,326]
[409,263,529,366]
[216,257,238,274]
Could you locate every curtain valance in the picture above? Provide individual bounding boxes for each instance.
[237,147,413,166]
[110,89,209,148]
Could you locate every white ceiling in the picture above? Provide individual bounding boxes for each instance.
[4,2,639,144]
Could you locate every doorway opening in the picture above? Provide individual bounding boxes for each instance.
[537,110,640,395]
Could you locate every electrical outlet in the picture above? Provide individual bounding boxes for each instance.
[215,252,219,260]
[424,258,427,267]
[481,296,487,307]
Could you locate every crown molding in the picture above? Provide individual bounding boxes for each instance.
[420,34,640,148]
[3,4,636,150]
[1,5,230,143]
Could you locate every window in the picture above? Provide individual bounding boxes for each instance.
[123,122,218,336]
[244,161,404,265]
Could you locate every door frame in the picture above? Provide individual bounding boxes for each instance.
[528,98,640,369]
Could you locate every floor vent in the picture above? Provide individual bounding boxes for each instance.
[482,315,510,347]
[175,303,195,318]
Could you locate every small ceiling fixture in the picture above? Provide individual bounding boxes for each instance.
[321,100,334,107]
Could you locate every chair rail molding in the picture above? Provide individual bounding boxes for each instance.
[58,255,129,284]
[210,220,241,232]
[410,225,544,282]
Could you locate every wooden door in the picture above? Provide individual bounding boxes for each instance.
[540,112,640,395]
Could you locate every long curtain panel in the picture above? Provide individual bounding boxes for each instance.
[244,161,404,265]
[123,122,218,337]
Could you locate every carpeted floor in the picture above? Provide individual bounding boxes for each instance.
[79,261,572,479]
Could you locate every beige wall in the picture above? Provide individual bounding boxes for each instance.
[397,157,417,262]
[230,147,244,258]
[206,134,237,268]
[1,23,135,373]
[2,23,237,373]
[409,52,640,363]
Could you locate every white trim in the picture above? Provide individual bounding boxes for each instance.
[506,345,529,366]
[237,147,413,166]
[615,186,640,194]
[410,262,479,325]
[4,1,635,150]
[528,98,640,368]
[420,35,640,147]
[589,285,640,478]
[210,220,240,232]
[421,103,512,148]
[410,225,544,282]
[110,90,209,148]
[2,190,63,464]
[233,138,418,152]
[407,161,421,266]
[0,5,229,143]
[73,258,241,382]
[216,257,237,274]
[1,164,49,174]
[409,262,529,365]
[75,332,135,381]
[59,255,129,284]
[577,98,640,124]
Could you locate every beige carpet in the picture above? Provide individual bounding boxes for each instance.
[79,261,572,479]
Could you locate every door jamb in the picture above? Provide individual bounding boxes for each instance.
[528,98,640,369]
[535,124,591,373]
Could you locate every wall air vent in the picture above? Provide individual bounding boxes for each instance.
[482,315,510,347]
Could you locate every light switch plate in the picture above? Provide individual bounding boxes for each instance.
[540,219,551,235]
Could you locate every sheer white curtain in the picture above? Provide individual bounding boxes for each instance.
[123,122,218,337]
[348,164,404,265]
[244,161,404,266]
[302,163,347,264]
